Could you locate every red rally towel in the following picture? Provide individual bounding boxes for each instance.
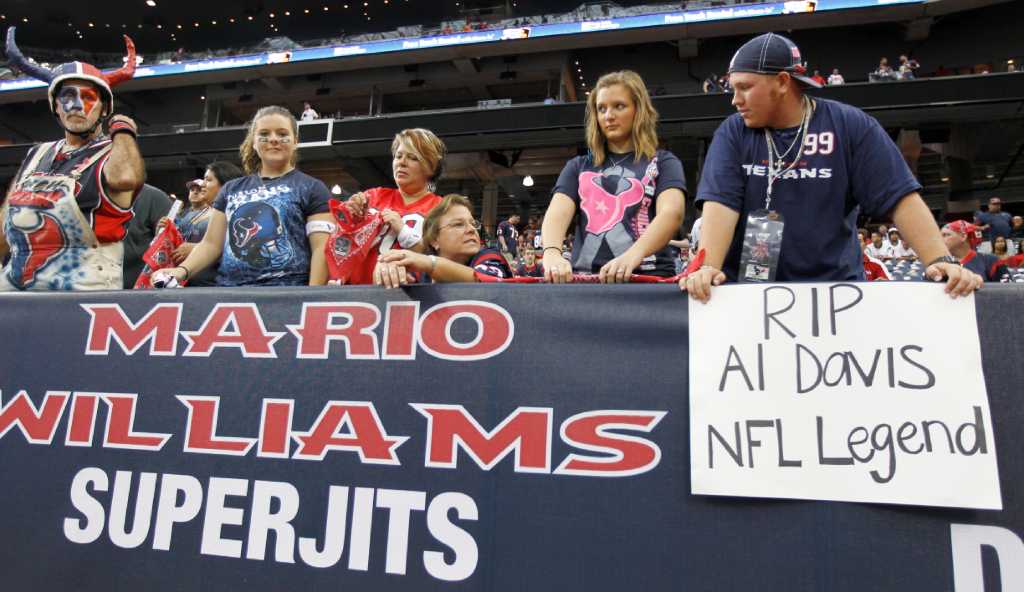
[133,222,185,289]
[325,200,386,284]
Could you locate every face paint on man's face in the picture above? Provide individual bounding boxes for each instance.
[57,85,101,117]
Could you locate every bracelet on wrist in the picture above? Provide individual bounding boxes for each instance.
[178,265,191,281]
[925,255,960,267]
[109,120,137,139]
[543,246,562,254]
[429,255,438,272]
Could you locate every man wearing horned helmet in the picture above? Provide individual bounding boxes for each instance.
[0,27,145,290]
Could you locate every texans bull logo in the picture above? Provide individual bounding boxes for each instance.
[5,206,69,290]
[578,169,647,235]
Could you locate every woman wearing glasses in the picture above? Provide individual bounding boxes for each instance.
[375,194,512,286]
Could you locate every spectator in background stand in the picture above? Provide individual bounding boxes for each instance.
[702,73,723,93]
[516,248,544,278]
[300,102,318,121]
[885,226,900,248]
[873,57,896,81]
[122,184,172,288]
[173,161,244,286]
[810,70,826,86]
[864,231,889,260]
[975,197,1013,242]
[888,227,916,260]
[1010,215,1024,236]
[942,220,1008,281]
[857,228,869,248]
[828,68,845,85]
[497,213,521,263]
[542,70,686,283]
[898,55,920,80]
[993,236,1011,260]
[180,178,204,218]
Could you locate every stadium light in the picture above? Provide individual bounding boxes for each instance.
[522,176,534,187]
[146,0,156,6]
[331,185,343,195]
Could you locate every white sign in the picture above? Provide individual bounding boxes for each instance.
[689,282,1001,510]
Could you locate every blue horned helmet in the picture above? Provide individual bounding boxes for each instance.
[229,202,293,268]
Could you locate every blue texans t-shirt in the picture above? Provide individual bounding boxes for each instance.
[213,169,331,286]
[553,149,686,276]
[698,98,922,282]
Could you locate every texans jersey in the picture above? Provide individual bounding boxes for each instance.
[345,187,441,285]
[961,250,1008,282]
[698,98,922,282]
[553,149,686,277]
[417,248,513,283]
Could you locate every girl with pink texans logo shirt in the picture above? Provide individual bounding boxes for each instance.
[540,70,686,283]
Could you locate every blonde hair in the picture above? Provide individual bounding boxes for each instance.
[585,70,659,167]
[239,106,299,175]
[391,128,447,188]
[421,194,474,253]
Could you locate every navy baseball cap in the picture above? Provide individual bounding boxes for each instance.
[727,32,821,88]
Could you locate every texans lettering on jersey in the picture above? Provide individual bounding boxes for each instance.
[697,97,922,283]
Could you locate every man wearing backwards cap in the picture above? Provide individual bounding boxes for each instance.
[681,32,981,301]
[942,220,1008,282]
[0,27,145,291]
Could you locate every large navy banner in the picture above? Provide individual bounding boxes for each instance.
[0,285,1021,591]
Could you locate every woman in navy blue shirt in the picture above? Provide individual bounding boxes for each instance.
[154,106,334,287]
[540,70,685,283]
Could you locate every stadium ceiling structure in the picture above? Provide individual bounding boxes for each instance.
[0,0,651,53]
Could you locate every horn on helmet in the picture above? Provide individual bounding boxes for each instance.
[4,27,55,83]
[101,35,137,88]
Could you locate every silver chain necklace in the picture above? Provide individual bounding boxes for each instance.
[608,152,633,168]
[764,96,813,210]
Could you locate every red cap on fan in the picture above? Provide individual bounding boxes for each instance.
[943,220,982,248]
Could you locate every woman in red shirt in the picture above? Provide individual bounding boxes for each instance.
[323,128,447,285]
